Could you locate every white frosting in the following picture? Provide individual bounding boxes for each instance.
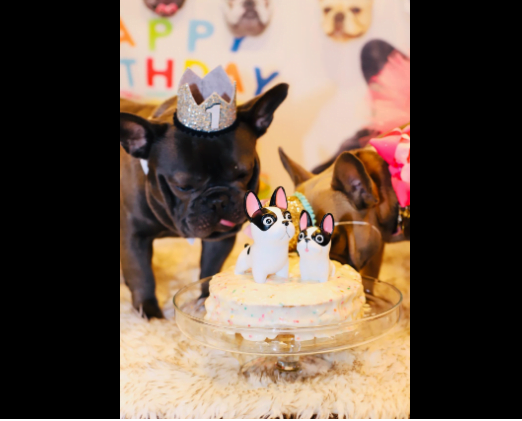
[204,255,366,331]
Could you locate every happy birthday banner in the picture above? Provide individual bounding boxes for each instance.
[120,13,281,103]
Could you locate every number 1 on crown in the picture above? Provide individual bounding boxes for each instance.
[206,104,221,129]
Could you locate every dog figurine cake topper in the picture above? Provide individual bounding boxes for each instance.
[235,186,295,283]
[297,210,336,283]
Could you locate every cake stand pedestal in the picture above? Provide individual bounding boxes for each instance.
[274,355,301,372]
[239,356,333,383]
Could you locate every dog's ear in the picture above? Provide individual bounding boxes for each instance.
[279,148,314,187]
[352,149,400,235]
[151,96,178,119]
[245,191,263,220]
[332,152,379,211]
[120,113,168,159]
[300,210,313,232]
[238,83,289,136]
[270,186,288,210]
[320,213,334,235]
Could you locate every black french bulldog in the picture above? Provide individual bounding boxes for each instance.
[120,84,289,319]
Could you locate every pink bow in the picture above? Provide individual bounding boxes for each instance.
[370,126,410,207]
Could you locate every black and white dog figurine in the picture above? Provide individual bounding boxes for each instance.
[235,187,295,283]
[297,211,336,283]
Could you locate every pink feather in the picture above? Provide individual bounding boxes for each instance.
[370,52,410,133]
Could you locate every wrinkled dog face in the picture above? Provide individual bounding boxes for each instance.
[120,84,289,240]
[150,126,259,239]
[224,0,272,37]
[319,0,373,41]
[143,0,185,17]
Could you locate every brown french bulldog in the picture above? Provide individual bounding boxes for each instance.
[279,147,408,279]
[120,84,288,319]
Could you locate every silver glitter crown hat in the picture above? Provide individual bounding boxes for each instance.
[176,66,237,133]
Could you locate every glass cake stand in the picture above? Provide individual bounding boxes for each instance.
[173,276,402,379]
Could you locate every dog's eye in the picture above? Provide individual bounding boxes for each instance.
[298,232,305,241]
[236,172,248,181]
[350,7,361,14]
[324,7,332,13]
[285,211,292,220]
[263,216,275,226]
[315,235,324,244]
[176,185,194,193]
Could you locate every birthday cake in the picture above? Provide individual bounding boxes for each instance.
[204,254,366,328]
[204,186,367,332]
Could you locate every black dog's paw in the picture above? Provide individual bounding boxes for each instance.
[140,298,165,320]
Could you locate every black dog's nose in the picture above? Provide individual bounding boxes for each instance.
[244,0,255,9]
[210,194,229,211]
[335,12,344,23]
[283,221,290,226]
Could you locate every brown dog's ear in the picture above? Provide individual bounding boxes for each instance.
[352,149,400,237]
[151,96,178,119]
[279,147,314,187]
[332,152,379,211]
[238,83,289,136]
[120,113,168,159]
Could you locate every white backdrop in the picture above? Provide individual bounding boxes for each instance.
[120,0,410,194]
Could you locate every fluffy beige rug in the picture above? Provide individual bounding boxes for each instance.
[120,233,410,419]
